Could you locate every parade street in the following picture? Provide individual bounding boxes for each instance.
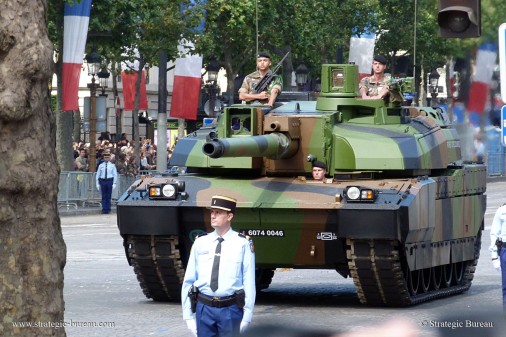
[61,179,506,337]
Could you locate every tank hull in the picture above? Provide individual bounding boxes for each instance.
[117,164,486,305]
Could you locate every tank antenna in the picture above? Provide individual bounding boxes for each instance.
[411,0,417,106]
[255,0,259,55]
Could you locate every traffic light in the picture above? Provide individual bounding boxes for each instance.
[437,0,481,38]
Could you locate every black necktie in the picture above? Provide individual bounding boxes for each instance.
[210,237,224,292]
[105,162,108,179]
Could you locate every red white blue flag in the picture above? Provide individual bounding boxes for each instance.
[170,56,203,120]
[467,43,497,114]
[349,31,376,80]
[62,0,92,111]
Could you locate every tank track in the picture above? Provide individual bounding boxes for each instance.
[127,235,185,302]
[347,237,480,306]
[256,268,275,291]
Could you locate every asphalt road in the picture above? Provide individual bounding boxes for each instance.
[61,180,506,337]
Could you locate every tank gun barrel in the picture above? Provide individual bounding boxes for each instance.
[202,132,298,159]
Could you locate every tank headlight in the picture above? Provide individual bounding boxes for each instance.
[344,186,377,202]
[346,186,361,200]
[148,181,184,200]
[162,184,176,198]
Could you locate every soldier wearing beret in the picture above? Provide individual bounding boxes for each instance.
[182,195,256,336]
[312,161,327,181]
[359,54,391,100]
[238,52,282,107]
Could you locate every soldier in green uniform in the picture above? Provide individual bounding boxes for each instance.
[359,55,390,100]
[238,52,282,107]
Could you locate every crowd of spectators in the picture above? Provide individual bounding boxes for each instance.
[73,132,159,176]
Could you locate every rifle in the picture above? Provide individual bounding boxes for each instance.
[252,51,290,94]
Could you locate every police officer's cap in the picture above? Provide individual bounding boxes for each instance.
[257,51,271,59]
[312,161,326,170]
[373,55,387,65]
[210,195,237,213]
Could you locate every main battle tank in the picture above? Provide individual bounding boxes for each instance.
[117,63,486,306]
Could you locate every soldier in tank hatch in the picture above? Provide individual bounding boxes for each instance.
[181,195,256,337]
[312,160,327,181]
[238,51,282,107]
[359,54,390,100]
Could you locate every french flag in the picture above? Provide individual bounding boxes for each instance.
[349,30,376,80]
[467,43,497,115]
[169,55,203,120]
[62,0,92,112]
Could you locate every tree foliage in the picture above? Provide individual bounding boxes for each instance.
[46,0,505,153]
[192,0,503,95]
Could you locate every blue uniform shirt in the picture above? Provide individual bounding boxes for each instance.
[490,204,506,257]
[181,229,256,322]
[95,160,118,185]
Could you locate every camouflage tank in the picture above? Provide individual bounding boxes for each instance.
[116,63,486,306]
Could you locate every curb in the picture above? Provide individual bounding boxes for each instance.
[59,207,116,217]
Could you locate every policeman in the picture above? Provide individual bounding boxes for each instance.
[95,152,118,214]
[181,195,256,336]
[490,203,506,310]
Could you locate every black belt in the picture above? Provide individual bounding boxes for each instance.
[197,293,237,308]
[99,178,114,181]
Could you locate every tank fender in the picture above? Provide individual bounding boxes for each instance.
[399,177,436,243]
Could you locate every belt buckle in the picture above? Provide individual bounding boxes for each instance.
[212,296,220,307]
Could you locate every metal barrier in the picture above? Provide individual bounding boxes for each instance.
[487,152,506,176]
[57,172,137,209]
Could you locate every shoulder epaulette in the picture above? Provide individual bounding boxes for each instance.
[239,233,254,253]
[196,232,208,239]
[238,232,251,241]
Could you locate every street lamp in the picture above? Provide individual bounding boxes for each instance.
[205,56,221,117]
[428,69,440,106]
[295,63,309,91]
[97,67,110,96]
[206,57,220,82]
[85,49,101,172]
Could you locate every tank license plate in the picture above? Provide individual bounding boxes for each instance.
[242,229,285,237]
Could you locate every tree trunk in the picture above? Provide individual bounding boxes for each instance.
[73,110,81,142]
[56,109,75,171]
[132,57,146,166]
[112,62,122,143]
[0,1,66,336]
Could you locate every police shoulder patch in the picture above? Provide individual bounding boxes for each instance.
[238,232,251,240]
[238,233,254,253]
